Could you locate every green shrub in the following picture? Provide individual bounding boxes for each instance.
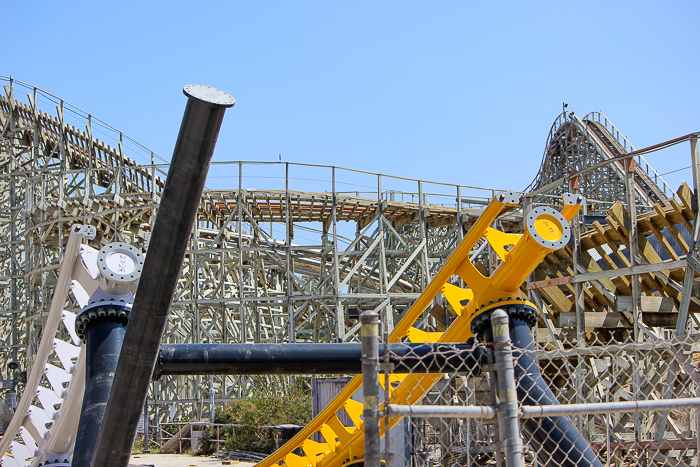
[200,376,311,455]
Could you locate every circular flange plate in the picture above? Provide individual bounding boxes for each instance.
[97,242,144,283]
[525,206,570,250]
[183,84,235,107]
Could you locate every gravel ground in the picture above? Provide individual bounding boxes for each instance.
[128,453,256,467]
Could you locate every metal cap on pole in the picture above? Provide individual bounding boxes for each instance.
[89,85,234,467]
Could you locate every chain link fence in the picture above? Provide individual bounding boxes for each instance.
[360,310,700,467]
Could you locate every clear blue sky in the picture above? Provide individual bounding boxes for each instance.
[2,1,698,193]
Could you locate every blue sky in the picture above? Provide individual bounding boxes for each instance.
[2,1,699,194]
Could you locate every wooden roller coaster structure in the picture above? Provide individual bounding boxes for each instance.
[1,75,700,466]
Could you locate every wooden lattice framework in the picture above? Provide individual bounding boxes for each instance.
[1,75,698,438]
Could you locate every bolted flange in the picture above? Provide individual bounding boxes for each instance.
[75,305,130,343]
[470,301,538,342]
[97,242,144,295]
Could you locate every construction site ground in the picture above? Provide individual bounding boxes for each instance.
[129,453,255,467]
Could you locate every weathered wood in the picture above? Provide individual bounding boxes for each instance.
[532,268,573,312]
[589,438,697,452]
[528,260,686,290]
[616,296,678,313]
[536,326,575,343]
[559,311,678,328]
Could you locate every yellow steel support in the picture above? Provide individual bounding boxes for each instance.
[255,192,584,467]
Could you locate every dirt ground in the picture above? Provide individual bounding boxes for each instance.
[128,453,256,467]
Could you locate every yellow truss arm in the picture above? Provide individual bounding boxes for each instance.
[255,192,583,467]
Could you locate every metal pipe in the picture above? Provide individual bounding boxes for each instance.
[520,397,700,418]
[155,342,485,377]
[486,313,604,467]
[490,309,524,467]
[90,85,234,467]
[72,241,143,467]
[361,311,381,467]
[71,315,128,467]
[385,404,495,419]
[386,397,700,420]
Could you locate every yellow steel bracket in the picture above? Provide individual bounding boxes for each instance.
[441,282,473,317]
[484,228,522,263]
[459,192,585,322]
[386,191,585,418]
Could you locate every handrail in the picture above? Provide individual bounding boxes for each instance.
[1,75,514,198]
[568,131,700,180]
[527,111,686,211]
[584,111,637,152]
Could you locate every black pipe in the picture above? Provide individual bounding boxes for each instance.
[72,312,128,467]
[482,312,603,467]
[155,343,486,377]
[90,85,234,467]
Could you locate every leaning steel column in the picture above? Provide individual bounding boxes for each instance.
[361,311,381,467]
[90,85,235,467]
[491,309,524,467]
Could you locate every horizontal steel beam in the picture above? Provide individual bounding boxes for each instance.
[155,343,485,377]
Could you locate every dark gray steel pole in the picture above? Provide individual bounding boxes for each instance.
[71,316,128,467]
[479,308,604,467]
[155,342,485,377]
[90,85,234,467]
[361,311,381,467]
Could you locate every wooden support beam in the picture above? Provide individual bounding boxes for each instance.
[589,438,697,452]
[558,311,678,328]
[527,260,686,290]
[616,296,678,313]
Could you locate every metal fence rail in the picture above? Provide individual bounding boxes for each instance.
[360,311,700,467]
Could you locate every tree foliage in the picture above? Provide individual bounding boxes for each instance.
[200,376,311,455]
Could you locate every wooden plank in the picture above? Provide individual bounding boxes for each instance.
[559,311,678,328]
[616,296,678,312]
[559,312,627,328]
[536,326,574,343]
[528,260,687,290]
[532,269,572,312]
[526,275,573,289]
[589,438,696,452]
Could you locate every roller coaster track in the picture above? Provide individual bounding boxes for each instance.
[0,89,517,236]
[0,76,526,436]
[583,111,672,206]
[530,111,675,210]
[0,78,523,356]
[0,225,97,466]
[2,76,692,465]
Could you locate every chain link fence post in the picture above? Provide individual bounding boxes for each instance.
[361,310,381,467]
[491,309,524,467]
